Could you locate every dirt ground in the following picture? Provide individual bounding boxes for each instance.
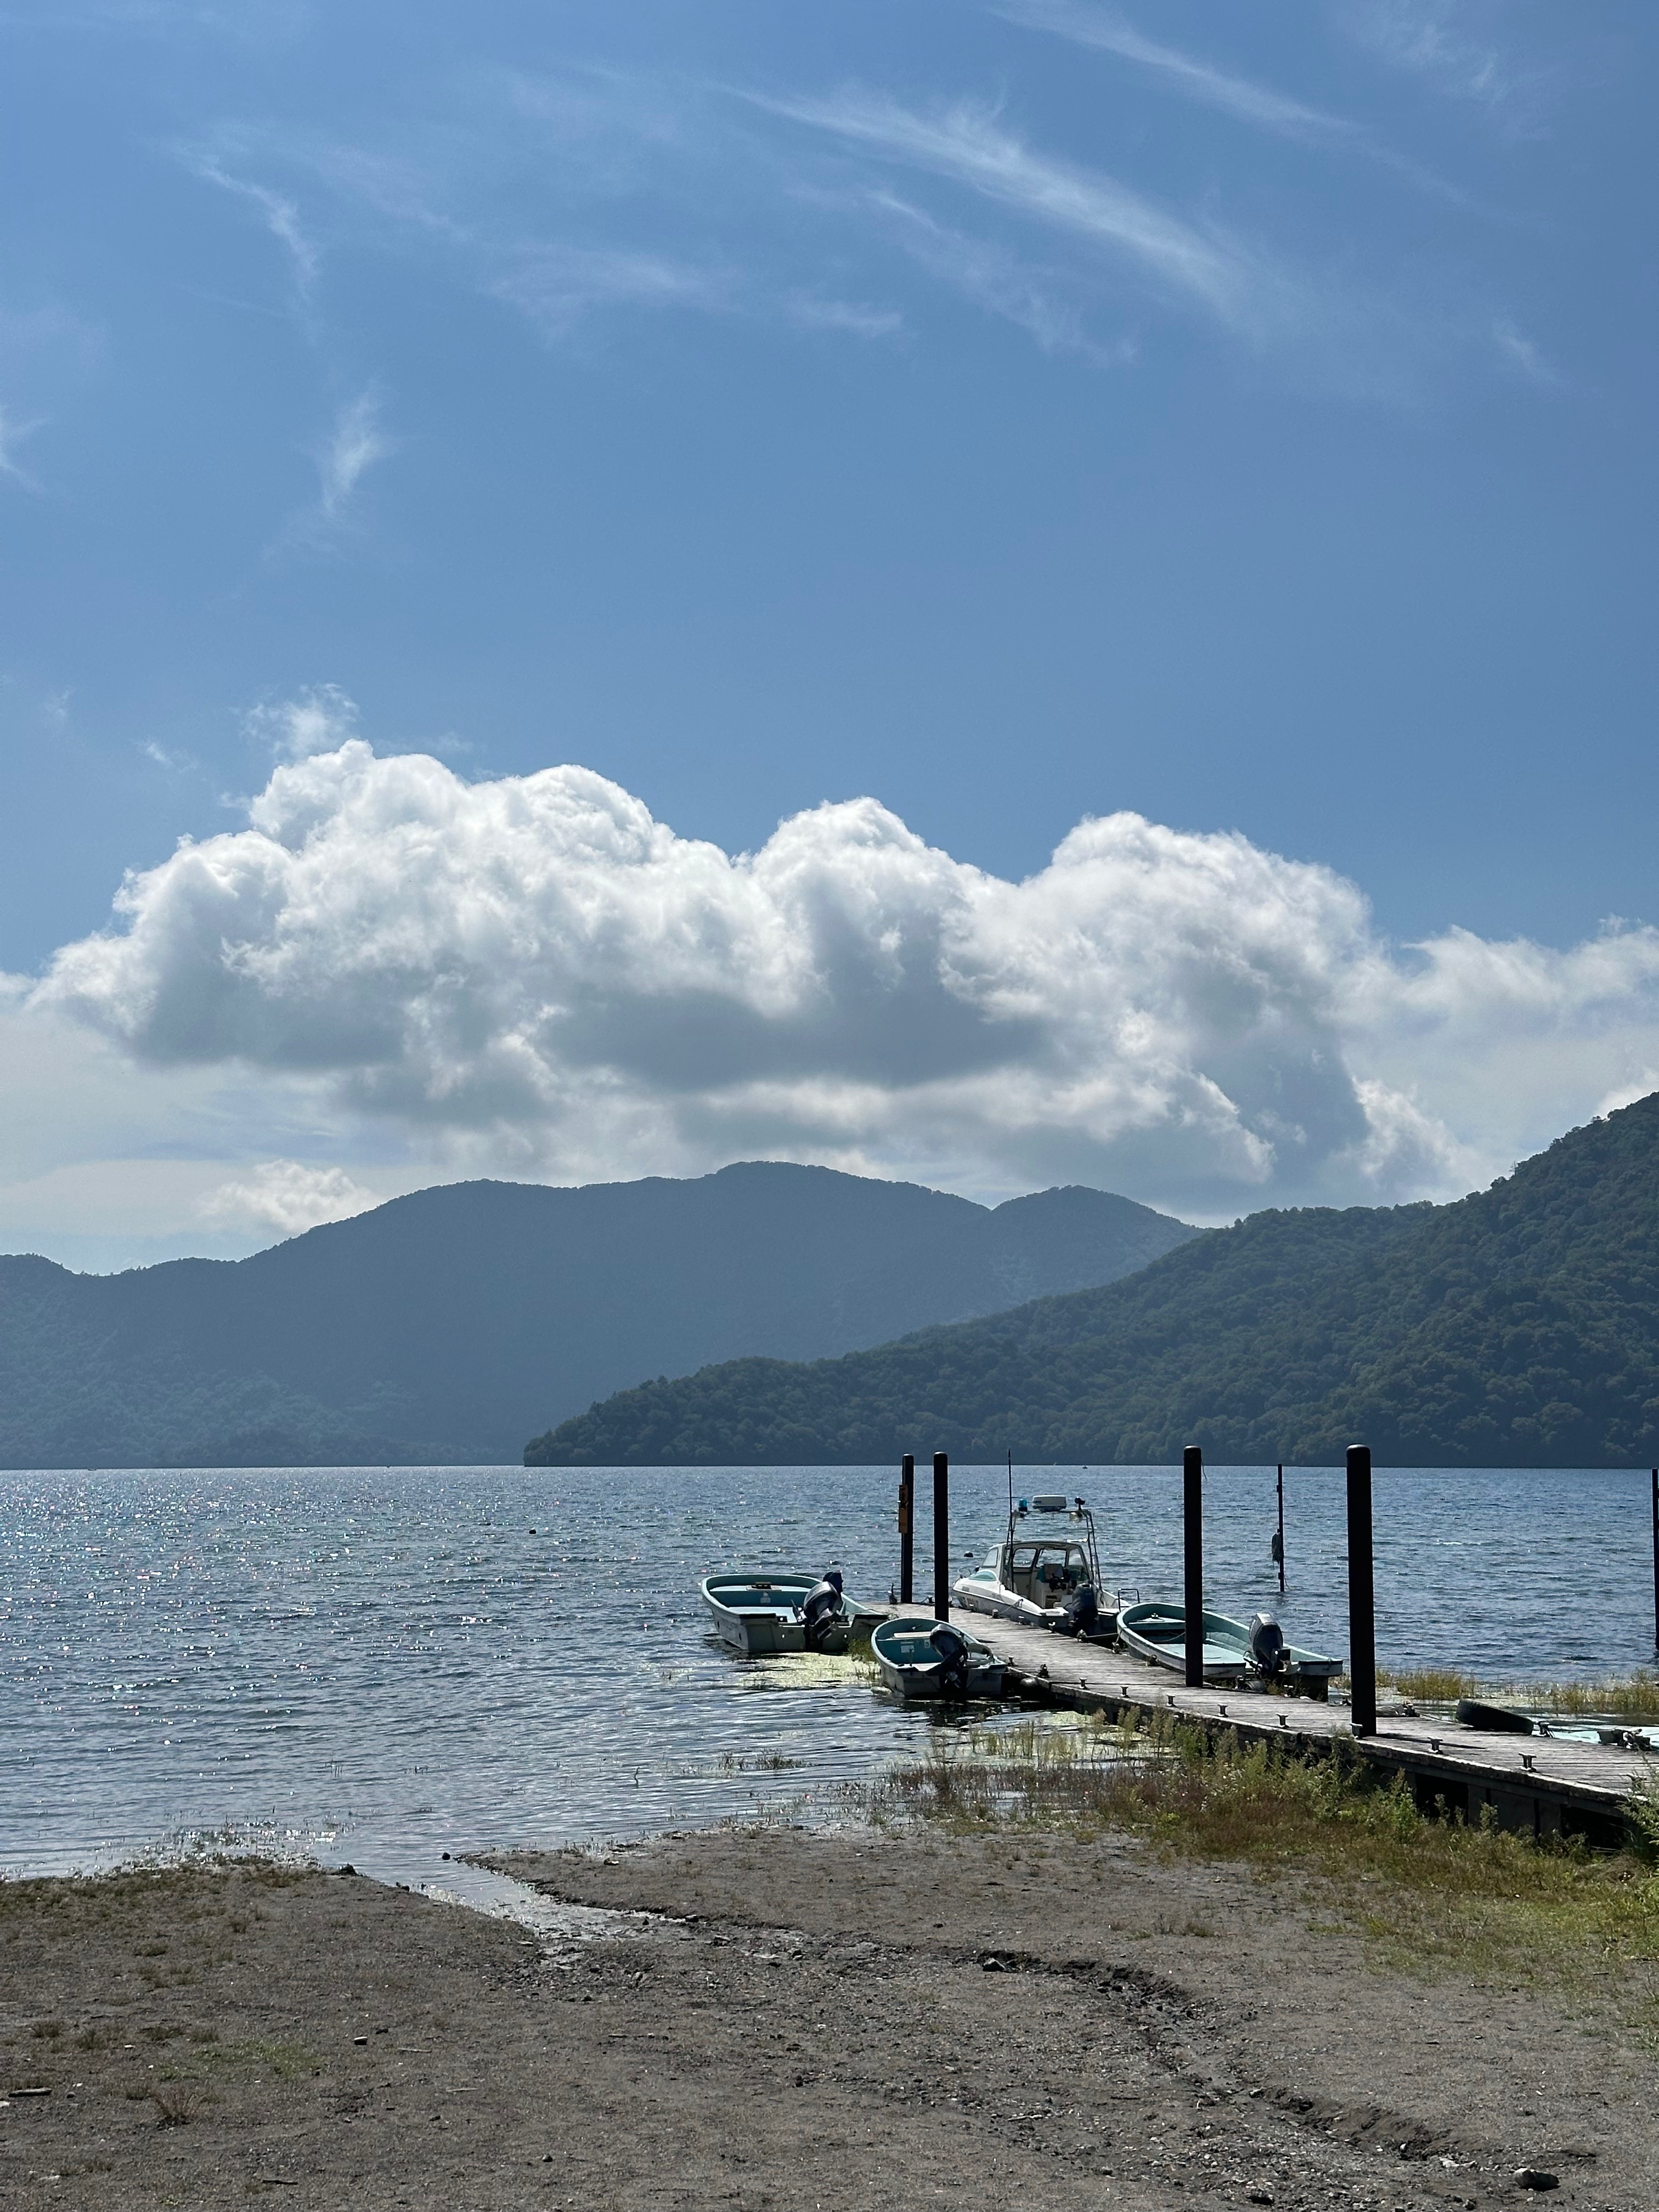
[1,1827,1653,2211]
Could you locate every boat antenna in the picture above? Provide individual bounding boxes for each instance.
[1007,1448,1014,1523]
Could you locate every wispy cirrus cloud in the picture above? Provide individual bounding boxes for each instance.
[755,83,1505,393]
[1493,316,1558,387]
[165,55,1494,401]
[0,399,45,487]
[992,1,1353,139]
[0,1,303,35]
[753,88,1282,338]
[181,150,320,297]
[1337,1,1528,115]
[267,392,396,555]
[865,189,1103,357]
[488,242,736,340]
[0,299,101,487]
[316,386,393,522]
[997,2,1479,208]
[190,115,740,348]
[785,294,905,341]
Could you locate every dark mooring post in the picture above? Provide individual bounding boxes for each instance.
[1346,1443,1376,1737]
[1651,1468,1658,1652]
[933,1452,950,1622]
[898,1454,915,1605]
[1274,1462,1286,1595]
[1183,1444,1204,1689]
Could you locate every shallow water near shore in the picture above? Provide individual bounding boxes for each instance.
[3,1461,1655,1884]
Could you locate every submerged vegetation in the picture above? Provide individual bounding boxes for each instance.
[848,1713,1659,1985]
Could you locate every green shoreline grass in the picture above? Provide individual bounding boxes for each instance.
[1375,1664,1659,1717]
[848,1713,1659,1998]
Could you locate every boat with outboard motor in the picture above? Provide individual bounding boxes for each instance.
[871,1615,1005,1701]
[952,1493,1126,1639]
[1116,1601,1339,1695]
[699,1570,876,1656]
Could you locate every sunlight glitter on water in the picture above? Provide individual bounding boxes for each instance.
[3,1462,1655,1881]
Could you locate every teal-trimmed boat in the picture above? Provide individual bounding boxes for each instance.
[1118,1601,1339,1695]
[871,1615,1005,1701]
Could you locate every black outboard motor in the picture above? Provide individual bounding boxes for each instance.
[1248,1610,1285,1676]
[1054,1582,1099,1639]
[928,1621,971,1695]
[802,1569,845,1650]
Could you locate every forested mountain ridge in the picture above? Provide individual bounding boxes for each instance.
[0,1163,1194,1469]
[527,1092,1659,1468]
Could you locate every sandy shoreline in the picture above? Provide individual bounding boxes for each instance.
[2,1827,1654,2210]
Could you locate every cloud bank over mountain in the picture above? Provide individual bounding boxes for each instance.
[29,720,1659,1223]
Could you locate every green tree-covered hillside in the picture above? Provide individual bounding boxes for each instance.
[528,1092,1659,1468]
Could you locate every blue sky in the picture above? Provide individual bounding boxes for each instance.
[2,2,1657,1266]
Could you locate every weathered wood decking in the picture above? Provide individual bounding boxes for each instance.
[889,1604,1656,1841]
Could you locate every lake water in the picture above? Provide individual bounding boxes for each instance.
[3,1462,1656,1887]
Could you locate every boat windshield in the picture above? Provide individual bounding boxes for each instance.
[1003,1540,1091,1602]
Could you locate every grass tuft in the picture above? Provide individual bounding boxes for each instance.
[148,2079,205,2126]
[1376,1664,1481,1702]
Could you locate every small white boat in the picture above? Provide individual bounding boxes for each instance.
[1118,1602,1340,1694]
[952,1493,1125,1637]
[699,1571,876,1656]
[872,1615,1005,1701]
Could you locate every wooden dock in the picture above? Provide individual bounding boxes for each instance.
[897,1604,1656,1843]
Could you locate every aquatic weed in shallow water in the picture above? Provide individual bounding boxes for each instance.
[1374,1663,1659,1718]
[1374,1663,1482,1702]
[1522,1670,1659,1719]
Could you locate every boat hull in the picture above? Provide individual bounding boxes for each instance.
[1119,1605,1250,1684]
[951,1576,1054,1629]
[952,1573,1119,1639]
[710,1607,805,1656]
[701,1573,816,1656]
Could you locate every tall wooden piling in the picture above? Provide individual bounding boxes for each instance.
[1346,1443,1376,1737]
[1183,1444,1204,1689]
[933,1451,950,1622]
[898,1454,915,1605]
[1274,1462,1285,1595]
[1651,1467,1658,1651]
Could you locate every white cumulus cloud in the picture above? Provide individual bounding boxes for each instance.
[30,723,1659,1219]
[198,1158,377,1237]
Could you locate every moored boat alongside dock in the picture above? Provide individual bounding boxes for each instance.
[872,1615,1005,1700]
[952,1492,1127,1638]
[1118,1600,1339,1695]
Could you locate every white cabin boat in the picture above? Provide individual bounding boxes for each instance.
[952,1494,1125,1637]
